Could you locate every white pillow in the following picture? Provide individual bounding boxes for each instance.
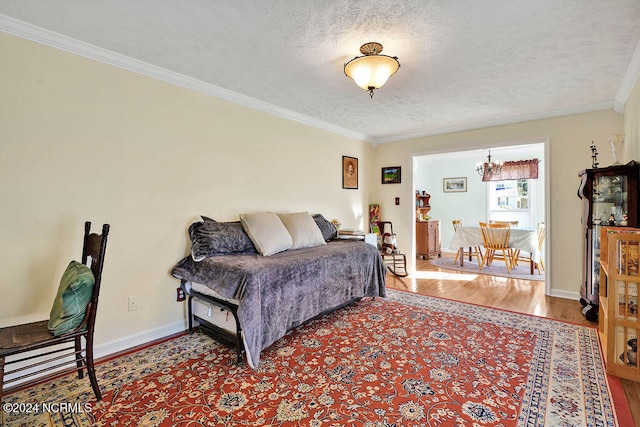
[239,212,293,256]
[278,212,327,249]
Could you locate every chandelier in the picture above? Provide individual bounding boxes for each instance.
[476,150,503,177]
[344,42,400,98]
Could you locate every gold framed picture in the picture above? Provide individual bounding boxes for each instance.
[342,156,358,189]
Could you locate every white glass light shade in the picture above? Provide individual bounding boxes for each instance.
[344,54,400,90]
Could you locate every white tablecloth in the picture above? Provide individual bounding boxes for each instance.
[450,226,540,263]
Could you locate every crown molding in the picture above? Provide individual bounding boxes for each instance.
[1,14,633,147]
[0,14,372,144]
[371,101,616,144]
[615,38,640,109]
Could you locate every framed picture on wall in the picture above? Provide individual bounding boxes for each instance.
[342,156,358,189]
[443,177,467,193]
[369,204,380,233]
[381,166,401,184]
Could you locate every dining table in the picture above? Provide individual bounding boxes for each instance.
[450,226,541,274]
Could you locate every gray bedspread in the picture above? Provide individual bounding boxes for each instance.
[171,240,386,368]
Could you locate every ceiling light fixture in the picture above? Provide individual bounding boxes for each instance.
[344,42,400,98]
[476,150,503,177]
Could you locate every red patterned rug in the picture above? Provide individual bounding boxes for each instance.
[2,290,626,426]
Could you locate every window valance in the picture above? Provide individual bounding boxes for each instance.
[482,158,539,182]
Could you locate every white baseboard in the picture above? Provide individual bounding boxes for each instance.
[549,289,581,300]
[94,320,188,360]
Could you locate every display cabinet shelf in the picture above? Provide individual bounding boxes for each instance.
[599,228,640,381]
[416,192,431,222]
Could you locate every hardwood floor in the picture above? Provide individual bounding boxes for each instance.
[388,256,640,427]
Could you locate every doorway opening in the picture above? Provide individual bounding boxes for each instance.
[412,141,548,292]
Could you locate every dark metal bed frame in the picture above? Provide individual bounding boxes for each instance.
[185,283,244,363]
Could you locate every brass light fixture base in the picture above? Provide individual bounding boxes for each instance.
[359,42,384,56]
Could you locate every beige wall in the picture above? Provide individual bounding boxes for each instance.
[0,33,374,353]
[1,30,638,354]
[372,111,624,298]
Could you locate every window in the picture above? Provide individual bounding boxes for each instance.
[490,179,530,210]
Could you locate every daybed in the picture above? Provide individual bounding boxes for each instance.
[171,212,386,368]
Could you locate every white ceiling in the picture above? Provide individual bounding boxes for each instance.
[2,1,640,144]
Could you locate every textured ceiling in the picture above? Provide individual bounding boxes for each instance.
[1,1,640,144]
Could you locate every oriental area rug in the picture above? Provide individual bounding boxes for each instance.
[2,290,626,426]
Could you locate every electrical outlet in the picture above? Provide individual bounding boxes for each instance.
[128,296,139,312]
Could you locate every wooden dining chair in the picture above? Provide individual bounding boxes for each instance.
[514,221,546,274]
[452,220,483,265]
[489,220,519,227]
[0,222,110,405]
[479,221,514,273]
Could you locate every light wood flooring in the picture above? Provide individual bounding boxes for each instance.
[387,256,640,427]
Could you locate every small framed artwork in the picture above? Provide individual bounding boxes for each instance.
[443,177,467,193]
[342,156,358,189]
[369,204,380,234]
[381,166,401,184]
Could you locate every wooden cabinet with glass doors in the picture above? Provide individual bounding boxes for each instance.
[599,227,640,381]
[578,161,639,321]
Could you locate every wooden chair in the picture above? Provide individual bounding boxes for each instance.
[489,220,519,227]
[479,221,514,273]
[0,222,110,405]
[370,221,407,277]
[514,221,546,274]
[452,220,483,265]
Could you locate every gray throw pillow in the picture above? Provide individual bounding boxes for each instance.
[189,216,257,261]
[313,214,338,241]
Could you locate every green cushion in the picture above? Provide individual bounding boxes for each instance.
[47,260,95,336]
